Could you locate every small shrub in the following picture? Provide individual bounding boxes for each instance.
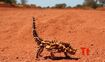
[53,3,67,8]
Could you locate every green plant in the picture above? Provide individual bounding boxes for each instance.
[21,0,27,5]
[98,0,105,6]
[4,0,16,4]
[75,4,83,8]
[54,3,67,8]
[83,0,98,9]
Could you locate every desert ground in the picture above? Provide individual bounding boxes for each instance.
[0,7,105,62]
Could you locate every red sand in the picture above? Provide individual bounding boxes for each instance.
[0,7,105,62]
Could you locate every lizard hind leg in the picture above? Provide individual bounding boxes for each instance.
[50,52,55,58]
[64,52,70,58]
[36,46,44,59]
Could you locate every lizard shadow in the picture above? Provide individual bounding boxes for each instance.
[44,56,80,60]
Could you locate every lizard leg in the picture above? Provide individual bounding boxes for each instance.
[36,46,44,58]
[64,52,70,58]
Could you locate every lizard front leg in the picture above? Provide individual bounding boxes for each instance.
[36,46,44,59]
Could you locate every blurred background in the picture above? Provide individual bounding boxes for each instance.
[0,0,105,9]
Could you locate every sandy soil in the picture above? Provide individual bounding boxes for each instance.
[0,7,105,62]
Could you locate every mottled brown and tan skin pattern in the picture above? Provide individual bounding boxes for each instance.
[32,17,77,59]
